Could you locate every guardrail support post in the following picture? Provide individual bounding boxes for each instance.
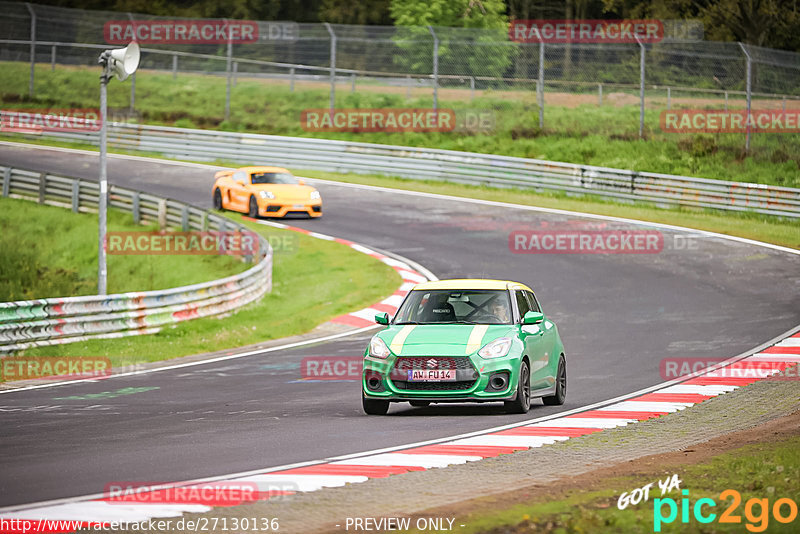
[406,75,411,99]
[26,3,36,96]
[428,26,439,113]
[630,173,637,194]
[598,83,602,106]
[201,211,208,230]
[172,54,177,80]
[290,67,295,92]
[71,180,79,212]
[50,44,56,71]
[181,205,189,231]
[38,172,46,204]
[132,192,140,224]
[157,199,167,230]
[324,23,336,115]
[537,43,544,128]
[2,168,10,197]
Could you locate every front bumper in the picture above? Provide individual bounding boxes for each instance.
[362,353,521,402]
[259,200,322,218]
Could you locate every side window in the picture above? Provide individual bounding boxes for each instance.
[515,291,530,322]
[526,291,541,313]
[233,171,247,183]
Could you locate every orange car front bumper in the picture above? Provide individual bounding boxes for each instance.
[258,200,322,218]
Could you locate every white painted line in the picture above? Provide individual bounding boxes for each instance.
[446,435,567,448]
[333,453,480,468]
[0,502,210,522]
[745,354,800,362]
[397,270,427,283]
[350,243,377,255]
[380,294,405,307]
[350,308,382,322]
[775,338,800,347]
[602,400,694,413]
[308,231,335,240]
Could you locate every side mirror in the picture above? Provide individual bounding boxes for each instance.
[298,178,306,185]
[523,311,544,325]
[375,312,389,325]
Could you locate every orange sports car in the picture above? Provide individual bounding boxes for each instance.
[212,166,322,218]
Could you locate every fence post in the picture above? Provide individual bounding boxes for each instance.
[172,54,177,80]
[782,96,786,112]
[127,14,137,114]
[290,67,295,92]
[637,36,645,139]
[233,61,238,87]
[406,75,411,99]
[38,172,46,204]
[157,199,167,230]
[3,168,11,197]
[598,83,602,106]
[132,191,140,223]
[351,72,355,93]
[225,18,233,121]
[667,87,671,110]
[738,42,752,154]
[428,26,439,113]
[50,44,56,71]
[181,205,189,231]
[537,43,544,128]
[724,91,728,111]
[470,76,475,101]
[324,23,336,115]
[26,3,35,96]
[71,180,79,212]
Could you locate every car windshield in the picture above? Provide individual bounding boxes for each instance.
[251,172,298,185]
[394,289,513,325]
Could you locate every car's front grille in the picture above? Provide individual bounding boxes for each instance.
[391,356,477,391]
[393,357,474,371]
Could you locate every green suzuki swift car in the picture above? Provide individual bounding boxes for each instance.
[362,279,566,415]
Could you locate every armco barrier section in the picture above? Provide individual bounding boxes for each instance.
[16,122,800,218]
[0,164,272,353]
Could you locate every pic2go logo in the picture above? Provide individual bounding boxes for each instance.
[654,489,798,532]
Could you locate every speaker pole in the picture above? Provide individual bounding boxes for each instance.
[97,51,111,295]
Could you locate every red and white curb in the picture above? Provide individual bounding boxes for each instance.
[243,217,434,328]
[2,331,798,532]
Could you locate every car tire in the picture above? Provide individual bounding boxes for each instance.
[213,188,223,211]
[543,355,567,406]
[362,394,390,415]
[504,360,531,414]
[248,196,259,219]
[409,401,430,408]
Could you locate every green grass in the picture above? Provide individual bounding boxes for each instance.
[0,196,245,301]
[417,435,800,534]
[18,212,402,369]
[2,62,799,188]
[298,169,800,251]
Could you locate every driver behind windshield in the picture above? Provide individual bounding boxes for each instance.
[486,298,510,323]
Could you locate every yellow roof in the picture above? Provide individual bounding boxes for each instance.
[413,278,533,292]
[237,166,292,174]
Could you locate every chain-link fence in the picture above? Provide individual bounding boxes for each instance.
[1,1,799,170]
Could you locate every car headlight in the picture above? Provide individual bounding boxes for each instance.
[369,336,391,359]
[310,190,321,200]
[259,191,275,199]
[477,337,512,359]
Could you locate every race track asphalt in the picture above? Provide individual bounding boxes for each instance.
[1,143,798,507]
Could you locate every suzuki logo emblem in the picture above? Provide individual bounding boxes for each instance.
[426,358,437,369]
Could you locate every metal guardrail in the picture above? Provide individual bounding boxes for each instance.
[0,164,273,353]
[18,122,800,218]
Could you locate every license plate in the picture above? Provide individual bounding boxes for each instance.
[408,369,456,382]
[293,204,304,209]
